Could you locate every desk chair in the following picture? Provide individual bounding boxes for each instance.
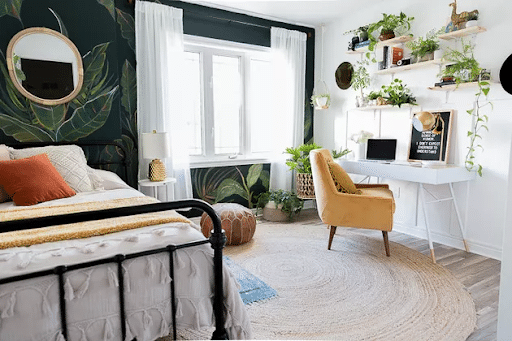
[310,149,396,256]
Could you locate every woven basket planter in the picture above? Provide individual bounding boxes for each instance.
[296,173,315,199]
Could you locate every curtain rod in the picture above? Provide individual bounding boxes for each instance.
[127,0,311,37]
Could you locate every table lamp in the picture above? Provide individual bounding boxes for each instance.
[142,130,171,181]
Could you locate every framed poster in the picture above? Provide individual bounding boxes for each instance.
[408,110,453,162]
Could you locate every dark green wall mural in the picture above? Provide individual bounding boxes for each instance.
[192,163,270,208]
[0,0,138,186]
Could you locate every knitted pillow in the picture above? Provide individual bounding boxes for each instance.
[327,161,361,194]
[0,144,10,203]
[0,154,76,206]
[10,145,93,193]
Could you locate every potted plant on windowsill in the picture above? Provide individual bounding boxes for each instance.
[367,12,414,51]
[406,28,443,62]
[256,189,304,222]
[284,143,351,198]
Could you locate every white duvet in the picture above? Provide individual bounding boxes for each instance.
[0,188,252,341]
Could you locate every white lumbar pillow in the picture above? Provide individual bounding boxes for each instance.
[10,145,94,193]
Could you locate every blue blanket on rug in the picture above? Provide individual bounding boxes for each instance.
[224,256,277,305]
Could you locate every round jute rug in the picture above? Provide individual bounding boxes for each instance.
[223,219,477,341]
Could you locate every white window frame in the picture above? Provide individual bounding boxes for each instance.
[184,35,271,168]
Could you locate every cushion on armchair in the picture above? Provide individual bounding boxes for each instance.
[326,160,361,194]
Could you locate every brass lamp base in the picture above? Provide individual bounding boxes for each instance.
[149,159,166,181]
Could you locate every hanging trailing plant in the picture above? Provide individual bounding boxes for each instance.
[440,39,492,176]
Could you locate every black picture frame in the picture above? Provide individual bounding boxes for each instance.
[408,110,453,162]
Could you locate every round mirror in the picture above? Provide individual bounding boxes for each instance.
[6,27,84,106]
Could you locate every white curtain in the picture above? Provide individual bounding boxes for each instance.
[269,27,307,191]
[135,1,192,200]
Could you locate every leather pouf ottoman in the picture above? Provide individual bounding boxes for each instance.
[200,203,256,245]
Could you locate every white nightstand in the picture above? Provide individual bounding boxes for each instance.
[138,177,177,201]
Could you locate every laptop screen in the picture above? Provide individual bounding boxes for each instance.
[366,139,397,161]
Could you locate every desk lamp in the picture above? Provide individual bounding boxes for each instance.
[142,130,170,181]
[412,111,445,164]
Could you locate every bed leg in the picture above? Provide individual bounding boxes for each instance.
[116,254,127,341]
[208,209,229,340]
[55,266,69,340]
[168,245,178,340]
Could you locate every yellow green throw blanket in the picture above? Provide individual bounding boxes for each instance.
[0,196,191,249]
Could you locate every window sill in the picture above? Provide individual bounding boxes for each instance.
[189,156,271,169]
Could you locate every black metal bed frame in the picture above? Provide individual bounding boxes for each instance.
[0,141,228,340]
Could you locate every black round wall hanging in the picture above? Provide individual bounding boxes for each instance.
[335,62,353,90]
[500,53,512,95]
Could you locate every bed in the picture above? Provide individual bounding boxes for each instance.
[0,141,252,341]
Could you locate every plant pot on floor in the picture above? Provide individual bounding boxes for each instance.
[262,202,290,222]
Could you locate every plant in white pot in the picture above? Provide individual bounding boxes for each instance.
[256,189,304,222]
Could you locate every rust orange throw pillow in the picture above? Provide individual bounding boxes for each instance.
[0,154,76,206]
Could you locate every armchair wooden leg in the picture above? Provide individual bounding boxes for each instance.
[382,231,390,257]
[328,226,337,250]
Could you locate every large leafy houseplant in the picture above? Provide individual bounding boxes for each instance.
[284,143,350,174]
[439,40,491,176]
[256,189,304,221]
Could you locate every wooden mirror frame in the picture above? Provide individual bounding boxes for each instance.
[6,27,84,106]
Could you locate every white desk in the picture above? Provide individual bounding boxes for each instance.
[338,160,476,262]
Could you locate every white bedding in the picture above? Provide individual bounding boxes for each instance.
[0,187,252,340]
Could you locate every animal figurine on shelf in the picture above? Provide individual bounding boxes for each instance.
[448,0,479,31]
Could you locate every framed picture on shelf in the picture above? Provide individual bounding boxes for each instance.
[408,110,453,163]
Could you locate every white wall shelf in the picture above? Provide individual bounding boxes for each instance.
[351,104,416,111]
[438,26,487,40]
[346,35,413,55]
[375,59,446,75]
[428,81,480,91]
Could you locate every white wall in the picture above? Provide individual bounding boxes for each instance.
[314,0,512,259]
[497,136,512,340]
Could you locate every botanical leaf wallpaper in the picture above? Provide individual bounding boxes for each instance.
[0,0,138,186]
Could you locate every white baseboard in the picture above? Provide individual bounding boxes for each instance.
[394,223,502,260]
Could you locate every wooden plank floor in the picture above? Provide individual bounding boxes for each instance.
[293,209,501,341]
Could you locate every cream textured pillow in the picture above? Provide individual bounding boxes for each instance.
[10,145,94,193]
[0,144,11,202]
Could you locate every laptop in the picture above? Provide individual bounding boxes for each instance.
[365,138,397,162]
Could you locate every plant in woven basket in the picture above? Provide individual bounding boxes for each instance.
[256,189,304,220]
[285,143,351,198]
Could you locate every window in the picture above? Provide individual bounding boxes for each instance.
[183,36,272,164]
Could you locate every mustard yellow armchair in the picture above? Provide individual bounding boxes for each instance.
[310,149,395,256]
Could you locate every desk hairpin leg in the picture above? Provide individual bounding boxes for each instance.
[419,184,436,263]
[449,182,470,252]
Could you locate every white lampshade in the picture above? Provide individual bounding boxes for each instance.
[142,131,171,160]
